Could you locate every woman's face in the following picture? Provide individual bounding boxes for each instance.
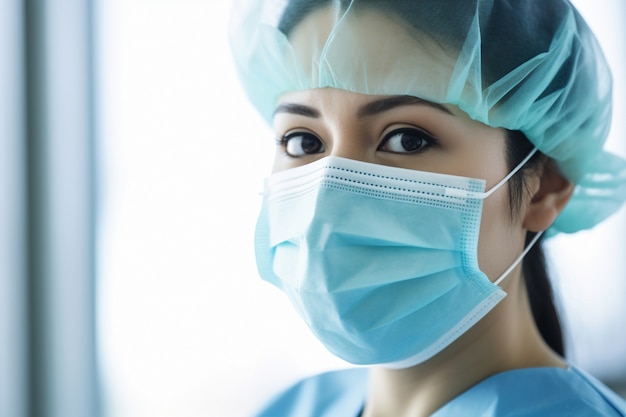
[272,88,529,283]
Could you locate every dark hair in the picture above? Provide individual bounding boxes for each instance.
[506,130,564,356]
[278,0,572,98]
[278,0,566,356]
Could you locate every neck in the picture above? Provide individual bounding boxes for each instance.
[361,271,566,417]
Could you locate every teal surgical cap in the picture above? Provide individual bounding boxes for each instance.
[229,0,626,235]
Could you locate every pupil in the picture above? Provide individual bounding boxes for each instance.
[301,136,320,153]
[401,133,420,151]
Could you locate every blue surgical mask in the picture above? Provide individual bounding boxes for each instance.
[255,151,539,368]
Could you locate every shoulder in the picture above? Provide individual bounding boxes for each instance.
[254,368,368,417]
[567,366,626,416]
[434,364,626,417]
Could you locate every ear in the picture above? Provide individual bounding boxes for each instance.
[523,160,575,232]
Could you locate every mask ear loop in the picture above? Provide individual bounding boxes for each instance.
[444,148,538,199]
[483,147,539,198]
[494,230,544,286]
[488,146,542,285]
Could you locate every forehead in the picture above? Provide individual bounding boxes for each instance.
[276,88,461,118]
[286,5,458,100]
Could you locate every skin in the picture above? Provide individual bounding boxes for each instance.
[272,87,573,417]
[269,5,577,416]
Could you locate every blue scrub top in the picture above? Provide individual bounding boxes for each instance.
[255,365,626,416]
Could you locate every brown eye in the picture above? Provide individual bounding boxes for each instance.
[283,132,325,157]
[378,128,435,154]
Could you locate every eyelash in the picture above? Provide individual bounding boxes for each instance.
[377,127,438,154]
[276,131,326,157]
[276,126,438,157]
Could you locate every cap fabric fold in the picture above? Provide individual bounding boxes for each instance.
[229,0,626,234]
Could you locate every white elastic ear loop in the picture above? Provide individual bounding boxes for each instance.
[483,147,539,198]
[494,231,544,286]
[444,148,538,199]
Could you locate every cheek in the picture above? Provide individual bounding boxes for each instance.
[476,188,526,281]
[271,147,288,173]
[271,147,306,173]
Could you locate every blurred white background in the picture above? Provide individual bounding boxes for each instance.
[97,1,626,416]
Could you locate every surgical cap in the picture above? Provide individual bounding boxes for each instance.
[229,0,626,235]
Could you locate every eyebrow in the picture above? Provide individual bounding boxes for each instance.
[273,95,453,119]
[357,95,453,117]
[273,103,320,118]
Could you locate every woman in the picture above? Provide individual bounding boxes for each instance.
[230,1,626,416]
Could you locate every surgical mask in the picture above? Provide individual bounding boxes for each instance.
[254,150,539,368]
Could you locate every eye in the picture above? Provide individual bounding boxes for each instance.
[378,128,435,154]
[280,131,325,157]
